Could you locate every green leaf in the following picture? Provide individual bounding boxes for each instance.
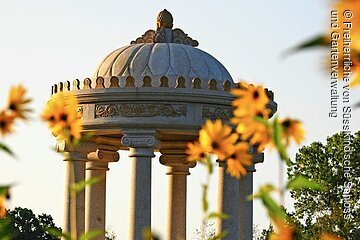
[0,186,10,197]
[252,184,286,220]
[74,133,94,148]
[261,193,286,220]
[79,230,104,240]
[208,212,230,220]
[253,116,269,126]
[142,228,160,240]
[272,118,291,165]
[283,35,329,57]
[205,155,213,174]
[286,176,327,191]
[71,176,102,193]
[0,142,15,157]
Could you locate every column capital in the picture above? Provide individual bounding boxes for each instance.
[87,149,119,163]
[250,146,264,172]
[121,130,159,149]
[159,154,196,170]
[160,141,196,175]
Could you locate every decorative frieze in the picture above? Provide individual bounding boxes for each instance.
[95,104,187,118]
[202,107,233,120]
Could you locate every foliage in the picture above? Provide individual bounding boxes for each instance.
[288,131,360,239]
[0,207,61,240]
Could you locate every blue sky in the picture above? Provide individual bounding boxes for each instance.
[1,0,359,239]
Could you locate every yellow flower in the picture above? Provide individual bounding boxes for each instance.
[0,196,5,218]
[42,92,82,141]
[330,1,360,86]
[0,110,15,137]
[231,83,269,111]
[186,141,208,161]
[270,219,294,240]
[280,118,304,146]
[199,119,238,160]
[225,142,252,178]
[334,0,360,37]
[7,85,32,120]
[232,110,271,151]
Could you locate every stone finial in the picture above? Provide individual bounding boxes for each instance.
[209,79,218,90]
[142,76,152,87]
[192,78,202,89]
[73,79,80,90]
[58,82,64,92]
[64,81,70,91]
[160,76,169,87]
[176,77,186,88]
[131,10,199,47]
[156,9,173,30]
[95,77,105,88]
[83,78,92,89]
[125,76,135,87]
[223,80,231,92]
[109,76,120,88]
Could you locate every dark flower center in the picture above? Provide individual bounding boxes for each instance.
[256,112,264,118]
[253,90,260,99]
[230,153,237,159]
[212,141,219,149]
[49,116,55,122]
[0,120,6,128]
[60,113,68,122]
[9,103,17,111]
[199,152,206,158]
[282,120,291,128]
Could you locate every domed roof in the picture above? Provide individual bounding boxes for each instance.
[93,43,233,84]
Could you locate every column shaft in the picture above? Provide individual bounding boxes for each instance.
[129,148,153,240]
[85,161,108,240]
[166,167,188,240]
[239,172,253,240]
[216,162,240,239]
[63,159,86,238]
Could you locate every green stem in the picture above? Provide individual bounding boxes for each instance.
[201,170,211,240]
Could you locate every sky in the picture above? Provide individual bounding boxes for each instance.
[1,0,359,239]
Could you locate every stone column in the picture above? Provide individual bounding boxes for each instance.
[238,170,253,240]
[216,161,240,239]
[238,151,264,240]
[121,130,158,240]
[63,154,86,237]
[56,140,96,238]
[85,147,119,240]
[160,143,196,240]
